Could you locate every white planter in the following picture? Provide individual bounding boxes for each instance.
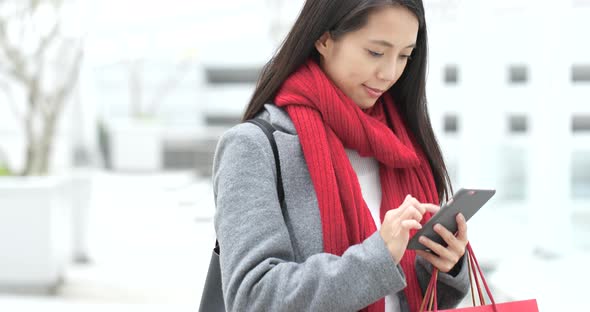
[108,119,163,172]
[0,176,70,294]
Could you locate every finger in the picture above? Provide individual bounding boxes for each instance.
[400,194,413,207]
[401,195,425,215]
[401,219,423,231]
[416,250,453,273]
[432,223,465,257]
[418,233,454,261]
[421,203,440,215]
[410,198,426,215]
[415,249,439,264]
[401,205,423,222]
[385,196,413,219]
[433,223,457,245]
[415,250,431,260]
[455,213,468,242]
[434,220,467,256]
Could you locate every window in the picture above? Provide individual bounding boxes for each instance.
[205,114,241,127]
[444,65,459,85]
[508,65,528,84]
[508,115,528,134]
[205,67,261,84]
[572,115,590,133]
[572,65,590,83]
[443,114,459,133]
[572,150,590,199]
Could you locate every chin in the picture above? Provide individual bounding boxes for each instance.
[358,100,377,110]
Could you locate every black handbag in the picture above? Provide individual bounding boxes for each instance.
[198,118,285,312]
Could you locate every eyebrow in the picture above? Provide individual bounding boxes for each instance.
[369,39,416,49]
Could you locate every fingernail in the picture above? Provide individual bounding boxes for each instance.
[419,236,426,243]
[458,214,465,221]
[434,224,442,230]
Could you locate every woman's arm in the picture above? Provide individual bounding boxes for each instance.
[213,123,406,312]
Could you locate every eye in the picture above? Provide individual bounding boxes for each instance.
[400,54,412,61]
[367,49,384,57]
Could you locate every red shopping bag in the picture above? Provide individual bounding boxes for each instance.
[419,243,539,312]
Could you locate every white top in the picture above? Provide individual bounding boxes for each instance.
[345,149,401,312]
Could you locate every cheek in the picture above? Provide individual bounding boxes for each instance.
[323,45,374,98]
[338,51,373,85]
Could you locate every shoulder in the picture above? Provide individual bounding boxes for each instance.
[212,105,299,196]
[257,104,297,135]
[214,122,267,162]
[218,104,297,148]
[214,104,298,165]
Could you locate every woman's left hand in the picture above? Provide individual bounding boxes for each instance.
[415,213,468,273]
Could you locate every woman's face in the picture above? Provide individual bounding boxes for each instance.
[315,5,419,109]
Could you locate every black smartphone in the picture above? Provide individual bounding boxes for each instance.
[407,188,496,251]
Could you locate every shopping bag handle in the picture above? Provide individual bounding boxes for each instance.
[466,243,496,306]
[420,243,498,312]
[419,269,439,311]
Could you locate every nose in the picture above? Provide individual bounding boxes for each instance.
[376,59,398,83]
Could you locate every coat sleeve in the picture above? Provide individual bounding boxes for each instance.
[212,123,406,312]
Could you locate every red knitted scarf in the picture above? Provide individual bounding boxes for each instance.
[274,60,439,312]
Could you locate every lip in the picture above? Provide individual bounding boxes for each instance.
[363,85,384,98]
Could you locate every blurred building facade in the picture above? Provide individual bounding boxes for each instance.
[0,0,588,309]
[198,0,590,250]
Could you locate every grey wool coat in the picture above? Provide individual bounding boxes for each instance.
[212,104,470,312]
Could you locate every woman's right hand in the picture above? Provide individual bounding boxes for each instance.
[379,195,440,264]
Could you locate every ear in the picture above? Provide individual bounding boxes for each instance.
[314,31,333,58]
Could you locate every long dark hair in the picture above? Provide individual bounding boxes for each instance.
[243,0,453,202]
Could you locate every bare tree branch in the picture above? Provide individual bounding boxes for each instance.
[27,77,41,117]
[0,1,38,20]
[51,44,83,119]
[39,92,52,120]
[0,18,31,86]
[0,79,24,122]
[0,0,81,175]
[0,14,7,39]
[35,19,60,60]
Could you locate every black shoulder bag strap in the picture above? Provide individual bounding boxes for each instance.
[246,118,285,204]
[198,118,284,312]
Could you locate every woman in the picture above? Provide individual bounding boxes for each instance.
[212,0,470,311]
